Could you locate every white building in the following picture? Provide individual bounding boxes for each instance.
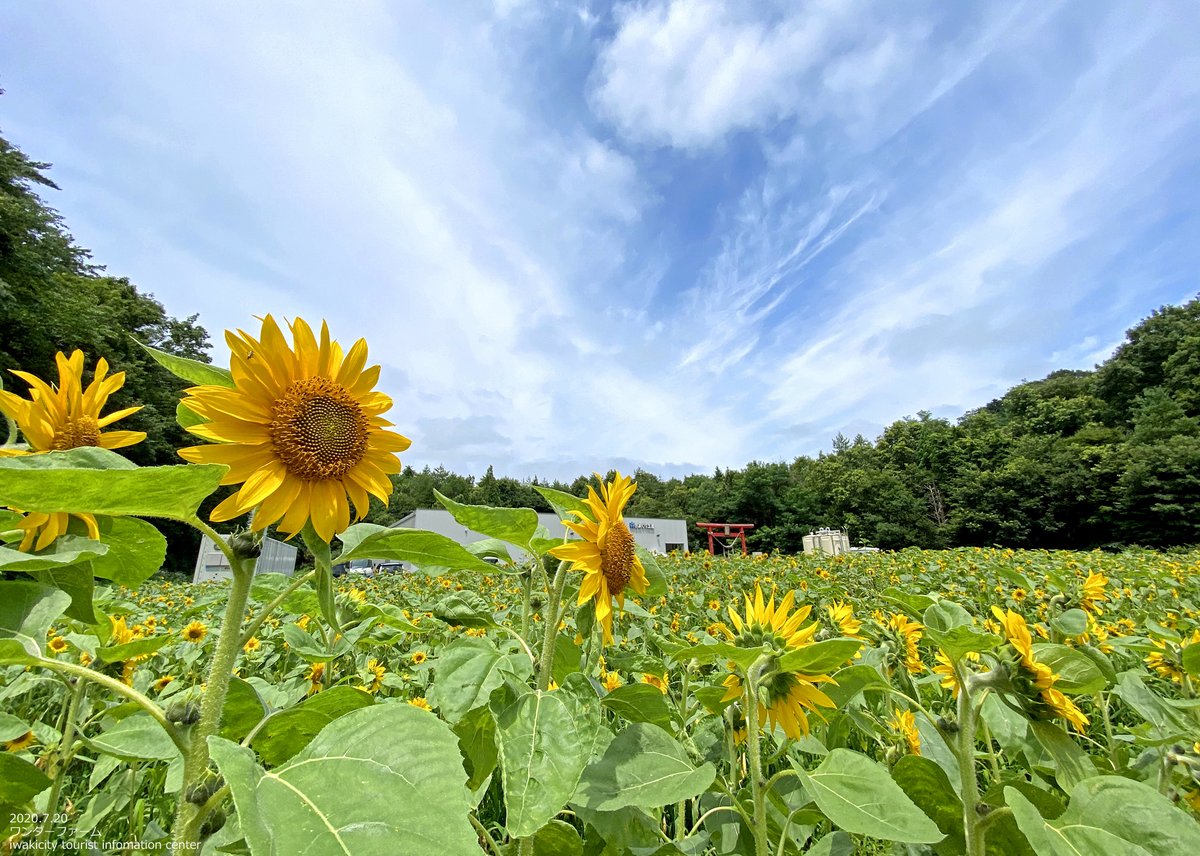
[390,508,688,562]
[192,535,298,583]
[802,528,851,556]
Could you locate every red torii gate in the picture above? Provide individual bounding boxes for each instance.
[697,522,755,556]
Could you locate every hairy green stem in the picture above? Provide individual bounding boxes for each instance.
[172,520,255,847]
[38,678,87,843]
[35,659,186,755]
[745,656,772,856]
[955,664,984,856]
[470,813,503,856]
[535,560,568,692]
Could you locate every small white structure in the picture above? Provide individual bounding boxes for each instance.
[192,535,298,583]
[390,508,688,564]
[802,528,851,556]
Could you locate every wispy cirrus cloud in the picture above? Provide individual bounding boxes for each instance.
[1,0,1197,480]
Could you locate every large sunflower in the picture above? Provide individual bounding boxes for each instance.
[1,350,143,551]
[0,350,145,454]
[177,316,410,542]
[719,586,836,739]
[549,471,649,644]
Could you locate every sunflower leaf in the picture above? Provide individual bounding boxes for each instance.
[636,545,667,598]
[0,581,72,664]
[791,748,944,843]
[0,448,226,520]
[534,486,590,521]
[334,523,499,574]
[136,340,235,388]
[433,490,540,550]
[0,534,108,573]
[777,639,862,675]
[212,703,480,855]
[492,688,592,838]
[573,723,716,811]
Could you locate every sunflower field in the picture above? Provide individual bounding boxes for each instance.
[2,319,1200,855]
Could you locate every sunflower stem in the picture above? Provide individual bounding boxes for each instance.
[745,655,772,856]
[954,663,985,856]
[172,525,255,847]
[35,658,187,755]
[37,677,87,844]
[535,560,568,691]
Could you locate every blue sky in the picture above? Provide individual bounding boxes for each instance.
[2,1,1198,480]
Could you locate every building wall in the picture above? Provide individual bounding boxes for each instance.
[391,508,688,563]
[192,535,298,583]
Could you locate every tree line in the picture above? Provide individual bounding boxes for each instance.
[2,127,1197,566]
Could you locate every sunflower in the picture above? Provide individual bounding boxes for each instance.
[1146,630,1200,684]
[411,650,428,665]
[177,316,410,542]
[549,472,650,644]
[3,731,36,753]
[408,697,432,711]
[243,636,261,653]
[152,675,176,693]
[642,673,668,694]
[885,613,925,674]
[1079,571,1108,614]
[719,586,836,739]
[363,658,386,693]
[2,351,145,551]
[992,607,1088,730]
[826,601,862,637]
[48,636,69,654]
[0,350,146,453]
[889,709,921,756]
[306,662,326,695]
[181,621,208,644]
[601,670,622,692]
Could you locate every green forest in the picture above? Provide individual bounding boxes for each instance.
[3,130,1198,566]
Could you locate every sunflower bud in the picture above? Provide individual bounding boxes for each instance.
[228,528,262,560]
[166,699,201,726]
[200,808,227,837]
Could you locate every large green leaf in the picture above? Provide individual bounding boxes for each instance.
[0,448,225,520]
[220,677,269,742]
[526,819,583,856]
[0,754,51,805]
[1033,644,1107,694]
[433,490,540,548]
[250,686,374,767]
[792,748,943,843]
[432,591,496,628]
[88,517,168,587]
[432,637,532,725]
[1028,721,1096,791]
[777,639,862,674]
[601,683,673,729]
[96,634,172,664]
[492,688,591,838]
[334,524,498,574]
[211,703,480,855]
[534,486,589,521]
[138,341,234,388]
[0,534,108,573]
[1006,776,1200,856]
[90,714,180,762]
[636,546,668,599]
[891,755,965,856]
[0,581,71,664]
[574,723,716,812]
[31,563,95,622]
[452,705,498,792]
